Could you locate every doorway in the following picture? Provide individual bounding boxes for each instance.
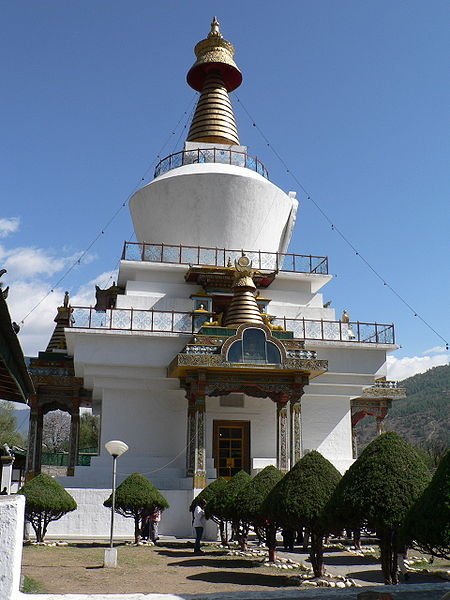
[213,420,250,479]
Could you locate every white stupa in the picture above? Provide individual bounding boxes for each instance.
[46,18,404,539]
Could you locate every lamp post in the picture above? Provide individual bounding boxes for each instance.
[104,440,128,568]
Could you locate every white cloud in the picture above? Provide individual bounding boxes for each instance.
[0,246,96,281]
[421,345,447,356]
[387,352,450,381]
[0,217,20,238]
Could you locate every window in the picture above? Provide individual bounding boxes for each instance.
[227,328,281,365]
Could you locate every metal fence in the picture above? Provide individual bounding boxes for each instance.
[69,306,395,344]
[122,242,329,275]
[154,148,269,179]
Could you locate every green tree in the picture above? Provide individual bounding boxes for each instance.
[405,449,450,559]
[415,439,448,472]
[206,470,251,545]
[190,478,228,544]
[0,401,25,447]
[42,410,70,453]
[104,472,169,543]
[19,474,77,542]
[78,413,100,451]
[329,432,430,584]
[235,465,283,554]
[264,451,341,574]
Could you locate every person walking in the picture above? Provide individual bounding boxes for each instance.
[192,499,207,554]
[151,507,161,542]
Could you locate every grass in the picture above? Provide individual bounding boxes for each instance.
[21,575,46,593]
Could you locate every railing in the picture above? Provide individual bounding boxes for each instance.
[122,242,329,275]
[154,148,269,179]
[69,307,395,344]
[41,452,96,467]
[271,318,395,344]
[373,380,399,389]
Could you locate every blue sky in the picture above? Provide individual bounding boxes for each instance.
[1,0,449,381]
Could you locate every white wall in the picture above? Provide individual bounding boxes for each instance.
[0,495,24,600]
[129,163,297,254]
[46,488,198,540]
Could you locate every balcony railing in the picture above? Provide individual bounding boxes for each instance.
[154,148,269,179]
[271,317,395,345]
[122,242,329,275]
[68,307,395,344]
[373,380,400,389]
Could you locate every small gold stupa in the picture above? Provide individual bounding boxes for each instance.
[224,256,264,327]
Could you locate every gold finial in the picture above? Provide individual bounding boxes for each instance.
[186,18,242,145]
[209,17,222,38]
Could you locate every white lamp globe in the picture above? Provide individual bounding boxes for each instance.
[105,440,129,458]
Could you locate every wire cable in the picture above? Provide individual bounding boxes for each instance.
[118,432,196,477]
[234,93,448,351]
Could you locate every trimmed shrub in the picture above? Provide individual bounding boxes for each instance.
[405,449,450,559]
[235,465,284,552]
[207,470,251,523]
[206,470,251,545]
[329,432,430,584]
[19,473,77,542]
[264,451,341,573]
[104,472,169,543]
[189,477,228,513]
[190,477,229,544]
[235,465,283,527]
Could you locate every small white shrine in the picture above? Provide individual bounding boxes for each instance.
[41,19,404,538]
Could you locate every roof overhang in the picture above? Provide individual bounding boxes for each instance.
[0,292,34,403]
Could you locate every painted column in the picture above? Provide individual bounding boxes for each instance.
[26,394,43,479]
[193,393,206,489]
[376,416,385,436]
[290,399,302,467]
[186,392,196,477]
[193,372,207,489]
[67,397,80,476]
[276,400,289,473]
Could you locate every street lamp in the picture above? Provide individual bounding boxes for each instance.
[104,440,128,568]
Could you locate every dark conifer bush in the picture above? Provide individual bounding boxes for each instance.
[235,465,283,526]
[19,473,77,543]
[235,465,283,551]
[189,477,228,513]
[405,449,450,559]
[206,470,251,546]
[190,477,229,544]
[207,470,251,523]
[329,432,430,584]
[104,472,169,543]
[264,451,341,573]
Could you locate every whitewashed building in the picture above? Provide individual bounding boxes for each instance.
[41,19,404,538]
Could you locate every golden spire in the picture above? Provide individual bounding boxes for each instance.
[224,256,264,327]
[186,18,242,146]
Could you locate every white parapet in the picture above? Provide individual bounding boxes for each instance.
[0,494,24,600]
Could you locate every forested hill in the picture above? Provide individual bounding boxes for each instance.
[358,363,450,449]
